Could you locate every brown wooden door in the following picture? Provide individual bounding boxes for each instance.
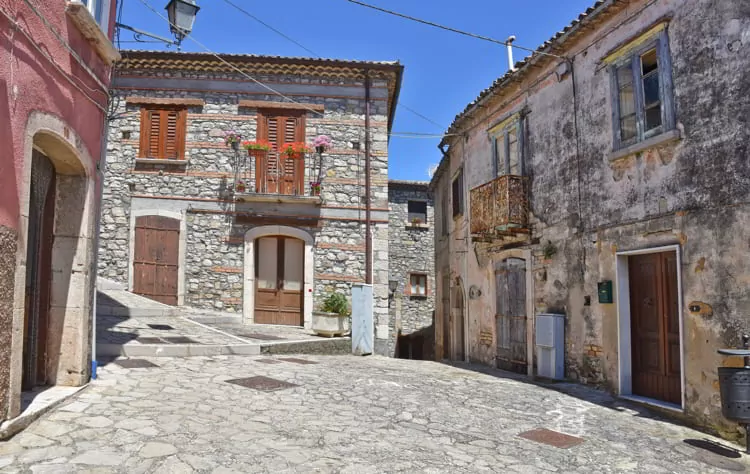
[495,258,527,374]
[452,283,466,360]
[441,273,451,359]
[133,216,180,305]
[629,252,681,405]
[257,110,305,195]
[23,150,56,390]
[254,237,303,326]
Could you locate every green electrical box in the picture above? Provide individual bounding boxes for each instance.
[598,280,613,304]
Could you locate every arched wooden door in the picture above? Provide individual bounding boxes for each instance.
[452,281,466,361]
[133,216,180,305]
[254,236,304,326]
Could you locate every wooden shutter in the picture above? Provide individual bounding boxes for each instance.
[257,109,306,194]
[139,107,187,160]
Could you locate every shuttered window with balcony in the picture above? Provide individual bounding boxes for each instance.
[257,110,306,195]
[138,107,187,160]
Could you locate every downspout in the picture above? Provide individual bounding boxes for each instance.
[90,109,109,380]
[462,135,470,363]
[364,70,372,284]
[568,56,585,279]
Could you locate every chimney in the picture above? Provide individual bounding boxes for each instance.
[506,35,517,72]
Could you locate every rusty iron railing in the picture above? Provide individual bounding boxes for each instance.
[470,174,529,235]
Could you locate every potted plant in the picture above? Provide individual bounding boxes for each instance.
[312,293,350,337]
[235,180,247,193]
[312,135,332,154]
[280,142,311,160]
[225,132,243,151]
[242,140,272,160]
[310,181,321,196]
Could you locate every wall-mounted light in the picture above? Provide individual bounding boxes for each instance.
[388,279,398,299]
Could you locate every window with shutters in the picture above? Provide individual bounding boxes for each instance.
[256,109,306,195]
[609,29,675,150]
[490,116,524,177]
[452,169,464,218]
[138,107,187,160]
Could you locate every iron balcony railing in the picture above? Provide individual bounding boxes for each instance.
[470,174,529,236]
[232,149,322,198]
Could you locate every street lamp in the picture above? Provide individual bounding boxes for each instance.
[166,0,200,45]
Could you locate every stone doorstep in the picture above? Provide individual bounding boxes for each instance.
[0,385,88,441]
[97,342,261,358]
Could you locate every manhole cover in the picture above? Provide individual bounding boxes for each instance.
[147,324,174,330]
[163,336,197,344]
[114,359,159,369]
[256,359,282,364]
[518,428,584,449]
[239,333,285,341]
[136,337,165,344]
[279,358,318,365]
[225,376,298,391]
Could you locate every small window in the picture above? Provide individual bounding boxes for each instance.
[139,107,187,160]
[492,118,524,177]
[407,201,427,225]
[408,273,427,297]
[452,170,464,217]
[441,190,449,236]
[610,31,674,150]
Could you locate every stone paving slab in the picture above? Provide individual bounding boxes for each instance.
[1,355,748,473]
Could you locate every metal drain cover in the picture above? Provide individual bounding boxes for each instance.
[239,333,285,341]
[163,336,197,344]
[147,324,174,330]
[279,358,318,365]
[114,359,159,369]
[518,428,584,449]
[256,359,282,364]
[226,376,298,391]
[136,337,165,344]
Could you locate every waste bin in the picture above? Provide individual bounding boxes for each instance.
[717,334,750,453]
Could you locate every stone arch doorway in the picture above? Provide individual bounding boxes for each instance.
[244,226,314,328]
[452,278,466,361]
[9,113,97,419]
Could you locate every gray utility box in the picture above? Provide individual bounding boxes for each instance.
[535,313,565,380]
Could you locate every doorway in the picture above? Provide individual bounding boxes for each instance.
[22,150,56,390]
[132,215,180,305]
[495,258,527,374]
[254,236,304,326]
[441,273,450,359]
[451,280,466,361]
[616,245,684,409]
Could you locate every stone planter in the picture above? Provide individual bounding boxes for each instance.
[312,311,349,337]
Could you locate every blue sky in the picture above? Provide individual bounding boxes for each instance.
[118,0,594,181]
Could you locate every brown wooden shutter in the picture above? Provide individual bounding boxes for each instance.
[139,107,187,160]
[257,109,306,194]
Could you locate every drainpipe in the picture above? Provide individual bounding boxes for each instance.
[364,70,372,285]
[506,35,517,72]
[462,135,471,363]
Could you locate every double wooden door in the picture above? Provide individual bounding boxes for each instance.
[133,216,180,305]
[629,252,681,405]
[255,236,304,326]
[256,110,305,195]
[495,258,527,374]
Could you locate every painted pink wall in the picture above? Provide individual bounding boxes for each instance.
[0,0,116,230]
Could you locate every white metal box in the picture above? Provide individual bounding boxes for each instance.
[535,313,565,380]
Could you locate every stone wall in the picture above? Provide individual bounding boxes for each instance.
[387,181,435,357]
[0,226,16,419]
[432,0,750,438]
[100,62,397,355]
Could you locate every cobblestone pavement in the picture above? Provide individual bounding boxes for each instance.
[0,355,747,473]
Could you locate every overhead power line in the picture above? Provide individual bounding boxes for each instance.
[134,0,457,138]
[344,0,564,60]
[220,0,447,131]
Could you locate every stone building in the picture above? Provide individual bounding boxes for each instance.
[432,0,749,438]
[99,50,403,355]
[387,180,435,359]
[0,0,118,426]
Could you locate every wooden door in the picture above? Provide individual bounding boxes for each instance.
[441,273,451,359]
[133,216,180,305]
[452,283,466,360]
[257,110,305,195]
[23,150,56,390]
[629,252,681,404]
[254,236,303,326]
[495,258,527,373]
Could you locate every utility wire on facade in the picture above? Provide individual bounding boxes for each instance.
[135,0,457,139]
[344,0,564,59]
[220,0,448,132]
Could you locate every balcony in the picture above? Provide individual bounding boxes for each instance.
[470,175,529,239]
[232,149,322,204]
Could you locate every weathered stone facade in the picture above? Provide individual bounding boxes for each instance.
[100,51,402,356]
[387,181,435,358]
[432,0,750,439]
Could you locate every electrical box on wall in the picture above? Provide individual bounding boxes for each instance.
[598,280,613,304]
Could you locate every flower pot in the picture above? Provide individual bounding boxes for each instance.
[230,141,240,152]
[284,152,304,160]
[312,311,350,337]
[247,148,268,160]
[235,184,247,193]
[315,145,326,155]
